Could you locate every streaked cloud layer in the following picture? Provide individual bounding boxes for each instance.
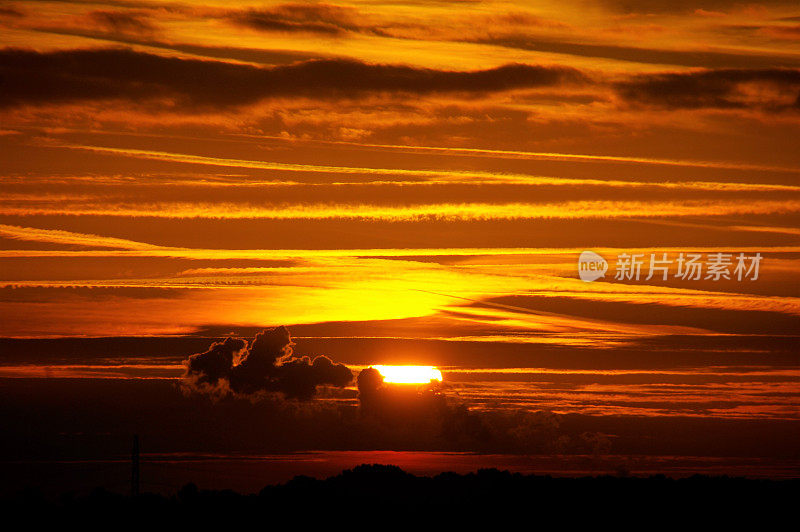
[0,0,798,355]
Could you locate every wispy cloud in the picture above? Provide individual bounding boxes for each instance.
[3,199,799,220]
[56,143,800,182]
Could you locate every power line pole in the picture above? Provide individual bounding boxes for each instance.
[131,434,140,497]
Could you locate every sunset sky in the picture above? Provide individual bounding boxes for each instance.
[1,1,799,486]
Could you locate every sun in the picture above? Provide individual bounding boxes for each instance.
[371,365,443,384]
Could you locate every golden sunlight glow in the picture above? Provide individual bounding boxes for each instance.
[371,365,443,384]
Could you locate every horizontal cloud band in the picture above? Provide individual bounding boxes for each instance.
[0,48,586,109]
[2,200,798,220]
[2,48,799,112]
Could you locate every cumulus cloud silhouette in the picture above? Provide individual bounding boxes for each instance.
[184,326,353,400]
[181,335,602,451]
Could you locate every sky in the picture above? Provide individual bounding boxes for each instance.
[0,0,799,484]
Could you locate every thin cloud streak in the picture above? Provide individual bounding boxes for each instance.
[10,170,800,191]
[64,142,800,176]
[3,270,797,321]
[325,142,800,174]
[2,223,798,259]
[4,247,796,258]
[0,223,162,250]
[3,199,799,219]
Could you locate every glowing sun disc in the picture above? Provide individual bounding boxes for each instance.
[371,365,443,384]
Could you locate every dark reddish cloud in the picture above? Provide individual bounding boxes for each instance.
[2,47,797,114]
[0,47,586,109]
[227,3,368,36]
[86,10,158,36]
[218,3,800,68]
[615,68,800,111]
[353,366,572,453]
[759,24,800,40]
[0,6,24,18]
[597,0,799,14]
[467,34,800,69]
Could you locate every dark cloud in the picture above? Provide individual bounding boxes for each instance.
[3,47,797,116]
[227,3,367,36]
[615,68,800,111]
[597,0,800,14]
[4,47,796,115]
[468,35,800,69]
[217,2,800,68]
[762,24,800,40]
[185,336,245,388]
[354,367,571,453]
[0,47,586,109]
[0,6,24,18]
[4,376,800,464]
[86,10,158,36]
[356,367,384,400]
[28,26,337,65]
[220,4,800,68]
[357,366,446,420]
[184,326,353,400]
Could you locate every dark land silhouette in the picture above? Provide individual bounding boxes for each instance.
[2,464,797,524]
